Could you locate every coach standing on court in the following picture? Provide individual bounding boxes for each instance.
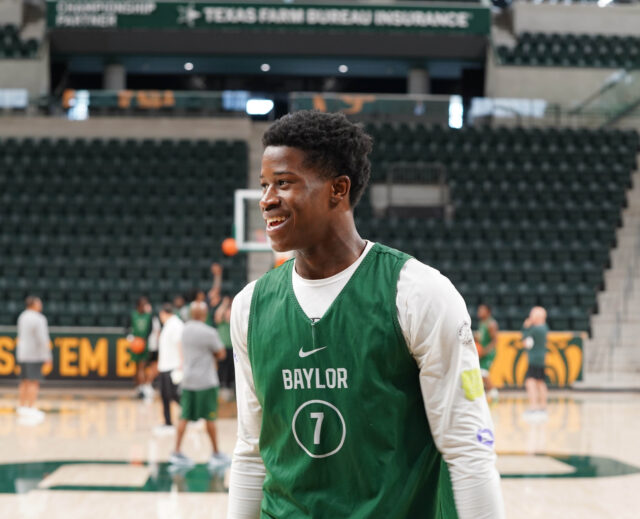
[170,301,229,468]
[16,296,52,424]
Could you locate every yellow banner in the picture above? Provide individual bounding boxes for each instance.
[0,332,136,381]
[489,331,584,388]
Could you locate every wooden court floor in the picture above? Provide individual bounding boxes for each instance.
[1,388,638,518]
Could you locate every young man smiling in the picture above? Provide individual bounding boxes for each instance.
[228,111,504,519]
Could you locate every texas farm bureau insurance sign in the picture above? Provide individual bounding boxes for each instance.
[46,1,490,35]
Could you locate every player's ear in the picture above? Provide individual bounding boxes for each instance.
[330,175,351,207]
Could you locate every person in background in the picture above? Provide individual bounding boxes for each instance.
[208,262,223,309]
[182,263,224,325]
[16,296,52,424]
[145,310,162,398]
[214,295,234,400]
[126,296,153,399]
[475,304,499,402]
[170,301,229,469]
[173,295,189,322]
[155,303,184,434]
[522,306,549,421]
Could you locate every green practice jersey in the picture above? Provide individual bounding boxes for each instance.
[478,317,497,370]
[248,243,457,519]
[130,311,151,339]
[522,324,549,366]
[216,321,232,349]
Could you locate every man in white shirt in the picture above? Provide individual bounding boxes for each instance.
[228,111,504,519]
[16,296,52,424]
[156,303,184,432]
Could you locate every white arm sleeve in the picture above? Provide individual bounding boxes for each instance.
[397,259,505,519]
[227,281,266,519]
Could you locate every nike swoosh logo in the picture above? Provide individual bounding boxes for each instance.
[298,346,327,358]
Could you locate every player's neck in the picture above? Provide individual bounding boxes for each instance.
[294,219,366,280]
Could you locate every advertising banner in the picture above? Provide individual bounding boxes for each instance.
[0,328,135,382]
[489,331,584,388]
[47,1,490,35]
[291,93,450,120]
[1,327,583,387]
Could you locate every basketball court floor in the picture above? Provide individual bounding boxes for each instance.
[1,388,638,518]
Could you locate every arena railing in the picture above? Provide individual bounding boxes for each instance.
[570,70,640,128]
[3,88,639,129]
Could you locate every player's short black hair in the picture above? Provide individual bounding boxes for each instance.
[160,303,174,314]
[262,110,373,207]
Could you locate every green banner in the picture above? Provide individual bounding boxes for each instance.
[0,329,135,382]
[47,1,490,35]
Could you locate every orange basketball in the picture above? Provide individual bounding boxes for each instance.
[130,337,146,354]
[222,237,238,256]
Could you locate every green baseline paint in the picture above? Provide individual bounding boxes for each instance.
[0,454,637,495]
[0,460,226,494]
[498,453,640,479]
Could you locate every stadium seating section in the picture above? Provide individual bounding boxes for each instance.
[2,126,638,331]
[0,24,39,59]
[496,32,640,69]
[0,138,247,327]
[358,123,639,331]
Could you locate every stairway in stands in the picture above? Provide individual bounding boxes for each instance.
[359,124,638,331]
[585,156,640,388]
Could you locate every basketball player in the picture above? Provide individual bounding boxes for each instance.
[228,111,504,518]
[214,296,235,400]
[476,304,499,401]
[145,310,162,397]
[126,296,153,399]
[522,306,549,420]
[208,262,223,309]
[173,295,189,322]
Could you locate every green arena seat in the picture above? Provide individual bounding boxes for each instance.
[1,137,248,326]
[497,32,640,69]
[355,125,638,332]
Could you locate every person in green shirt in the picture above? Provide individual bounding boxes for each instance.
[522,306,549,419]
[126,296,153,399]
[475,303,499,401]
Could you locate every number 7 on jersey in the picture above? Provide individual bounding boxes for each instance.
[310,412,324,445]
